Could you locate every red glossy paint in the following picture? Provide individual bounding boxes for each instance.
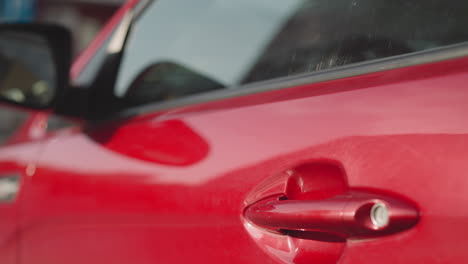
[0,141,43,264]
[91,119,210,166]
[1,1,468,263]
[10,54,468,264]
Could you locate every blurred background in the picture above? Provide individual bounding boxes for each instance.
[0,0,123,144]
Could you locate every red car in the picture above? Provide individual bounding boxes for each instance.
[0,0,467,263]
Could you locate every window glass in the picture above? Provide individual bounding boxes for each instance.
[116,0,468,107]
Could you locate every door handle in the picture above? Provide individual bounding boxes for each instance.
[245,192,419,239]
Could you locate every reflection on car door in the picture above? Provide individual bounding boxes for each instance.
[18,55,468,264]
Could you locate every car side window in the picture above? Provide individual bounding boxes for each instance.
[115,0,468,109]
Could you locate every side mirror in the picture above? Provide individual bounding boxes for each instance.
[0,24,71,109]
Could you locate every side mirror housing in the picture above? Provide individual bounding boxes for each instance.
[0,24,71,110]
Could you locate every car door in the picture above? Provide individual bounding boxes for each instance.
[0,134,43,264]
[18,0,468,263]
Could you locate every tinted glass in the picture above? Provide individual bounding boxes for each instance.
[116,0,468,108]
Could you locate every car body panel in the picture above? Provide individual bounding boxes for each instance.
[15,55,468,263]
[0,140,43,264]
